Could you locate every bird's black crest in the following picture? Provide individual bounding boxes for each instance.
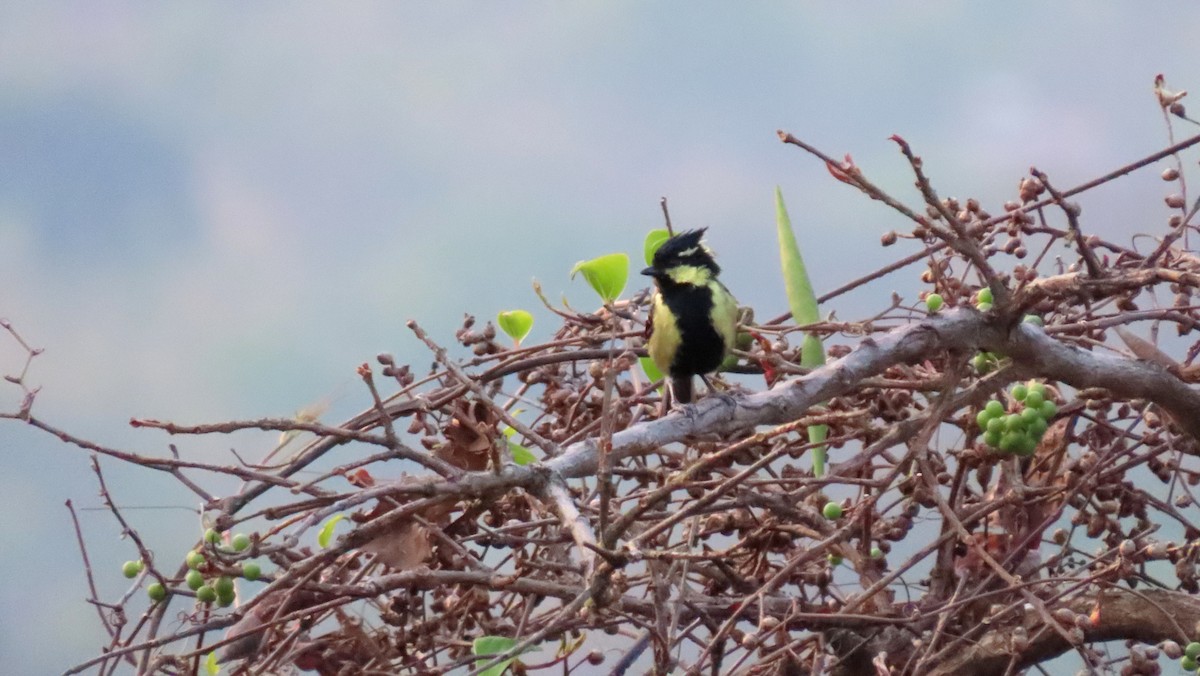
[652,228,720,274]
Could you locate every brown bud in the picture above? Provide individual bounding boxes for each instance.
[1161,640,1182,659]
[1018,177,1044,202]
[1162,167,1180,181]
[759,616,781,632]
[1166,194,1186,209]
[881,230,898,246]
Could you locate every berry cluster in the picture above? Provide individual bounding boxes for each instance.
[976,380,1058,456]
[139,528,263,606]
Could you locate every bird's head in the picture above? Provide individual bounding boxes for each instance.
[640,228,720,285]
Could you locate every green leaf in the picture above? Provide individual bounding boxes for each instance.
[776,187,821,328]
[509,442,536,465]
[639,356,666,397]
[776,187,829,476]
[496,310,534,346]
[570,253,628,304]
[317,514,346,548]
[473,635,520,676]
[643,229,670,266]
[501,420,536,464]
[639,356,663,383]
[204,652,220,675]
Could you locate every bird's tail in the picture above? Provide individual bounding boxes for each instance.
[671,375,694,405]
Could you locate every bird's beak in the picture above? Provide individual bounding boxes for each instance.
[640,266,656,277]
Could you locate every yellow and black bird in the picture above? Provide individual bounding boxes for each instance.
[642,228,739,404]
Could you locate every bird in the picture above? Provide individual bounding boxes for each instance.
[641,228,739,404]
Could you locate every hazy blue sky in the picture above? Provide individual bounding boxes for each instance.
[3,4,1200,672]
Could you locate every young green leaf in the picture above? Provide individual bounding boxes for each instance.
[317,514,346,548]
[509,441,537,465]
[643,229,670,266]
[639,356,663,383]
[776,187,829,476]
[496,310,534,346]
[499,424,538,465]
[204,652,220,675]
[570,253,628,304]
[473,635,521,676]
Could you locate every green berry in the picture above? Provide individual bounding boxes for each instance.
[1039,400,1057,420]
[214,576,235,597]
[1027,381,1046,397]
[822,502,844,520]
[976,288,993,305]
[870,547,884,559]
[1021,408,1042,425]
[973,353,994,374]
[1028,416,1049,438]
[196,585,217,604]
[215,576,236,607]
[1186,641,1200,659]
[1015,434,1039,457]
[242,562,261,581]
[976,302,993,312]
[925,293,944,313]
[827,553,843,566]
[231,533,252,552]
[985,400,1005,417]
[1004,413,1025,432]
[147,582,167,602]
[1183,656,1198,671]
[185,569,205,591]
[1025,390,1045,409]
[1022,314,1043,326]
[186,551,205,570]
[122,560,143,579]
[983,430,1002,447]
[1010,384,1028,401]
[998,433,1019,453]
[204,528,221,545]
[976,410,993,431]
[986,417,1004,434]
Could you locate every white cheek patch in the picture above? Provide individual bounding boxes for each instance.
[667,266,711,285]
